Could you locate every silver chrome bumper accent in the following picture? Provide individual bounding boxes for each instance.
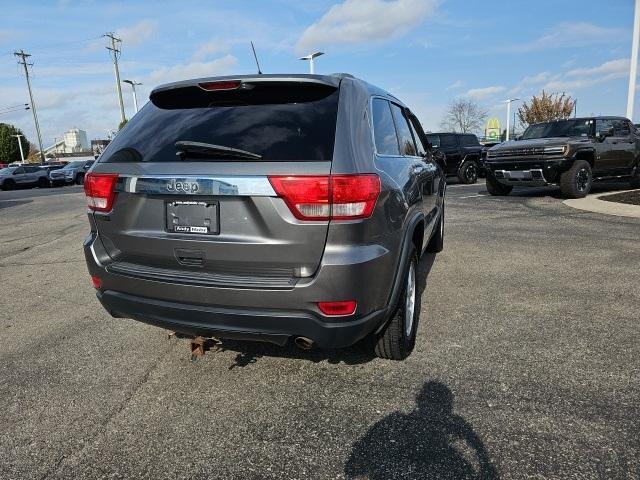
[494,169,548,186]
[116,175,277,196]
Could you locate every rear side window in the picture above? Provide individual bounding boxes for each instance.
[390,103,418,156]
[426,134,440,148]
[613,119,630,136]
[372,98,400,155]
[440,134,457,147]
[99,82,339,162]
[408,117,427,156]
[460,134,479,146]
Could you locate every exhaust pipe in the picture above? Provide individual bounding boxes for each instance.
[294,336,315,350]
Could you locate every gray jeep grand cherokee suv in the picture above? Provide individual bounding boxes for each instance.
[83,74,446,360]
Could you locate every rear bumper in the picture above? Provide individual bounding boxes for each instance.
[84,231,398,348]
[97,289,387,348]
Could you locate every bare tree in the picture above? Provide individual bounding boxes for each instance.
[440,98,487,133]
[518,91,575,126]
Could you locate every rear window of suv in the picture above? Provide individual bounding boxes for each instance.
[99,81,339,162]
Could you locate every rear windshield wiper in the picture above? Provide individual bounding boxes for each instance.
[175,141,262,160]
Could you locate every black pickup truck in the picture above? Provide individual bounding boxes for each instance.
[484,117,640,198]
[426,132,484,184]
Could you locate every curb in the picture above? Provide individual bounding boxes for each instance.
[563,189,640,219]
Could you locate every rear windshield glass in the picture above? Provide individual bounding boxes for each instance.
[99,82,340,162]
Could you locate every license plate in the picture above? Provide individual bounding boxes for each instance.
[166,201,219,235]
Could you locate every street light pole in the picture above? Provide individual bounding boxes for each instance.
[13,134,25,163]
[299,52,324,74]
[504,98,520,142]
[123,79,142,113]
[626,0,640,120]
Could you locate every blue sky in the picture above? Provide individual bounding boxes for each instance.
[0,0,637,146]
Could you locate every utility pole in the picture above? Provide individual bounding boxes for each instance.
[14,50,45,162]
[12,134,25,163]
[627,0,640,120]
[105,32,126,124]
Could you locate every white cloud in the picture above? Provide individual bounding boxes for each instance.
[148,55,238,85]
[117,19,158,46]
[508,22,626,52]
[192,40,231,61]
[565,58,628,77]
[445,80,464,91]
[296,0,438,53]
[464,86,505,100]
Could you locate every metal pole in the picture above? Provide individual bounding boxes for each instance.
[105,33,126,124]
[627,0,640,120]
[13,134,25,163]
[309,57,315,74]
[506,101,511,142]
[131,83,139,113]
[14,50,45,162]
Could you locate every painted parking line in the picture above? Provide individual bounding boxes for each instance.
[457,193,489,199]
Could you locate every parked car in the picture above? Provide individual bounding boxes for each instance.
[49,159,94,186]
[479,141,501,174]
[484,117,640,198]
[0,165,50,190]
[425,132,484,184]
[40,164,65,181]
[83,73,446,360]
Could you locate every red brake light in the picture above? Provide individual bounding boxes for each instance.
[318,300,357,316]
[198,80,241,91]
[268,174,380,221]
[84,173,118,212]
[91,275,102,290]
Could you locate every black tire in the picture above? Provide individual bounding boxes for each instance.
[370,246,420,360]
[37,177,50,188]
[1,179,15,191]
[426,204,444,253]
[630,166,640,189]
[485,174,513,196]
[559,160,592,198]
[457,159,479,184]
[75,174,85,185]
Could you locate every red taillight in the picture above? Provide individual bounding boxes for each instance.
[198,80,241,91]
[268,174,380,221]
[318,300,357,316]
[84,173,118,212]
[91,275,102,290]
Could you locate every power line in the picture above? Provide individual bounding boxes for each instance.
[14,50,45,162]
[105,32,126,124]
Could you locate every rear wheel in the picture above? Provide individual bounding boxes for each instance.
[630,166,640,189]
[560,160,592,198]
[370,246,419,360]
[486,174,513,196]
[75,174,85,185]
[457,159,479,184]
[37,177,50,188]
[1,179,15,191]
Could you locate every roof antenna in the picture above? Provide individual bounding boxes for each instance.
[250,41,262,74]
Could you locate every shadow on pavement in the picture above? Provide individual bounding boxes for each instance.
[214,252,436,369]
[344,381,499,480]
[0,199,32,210]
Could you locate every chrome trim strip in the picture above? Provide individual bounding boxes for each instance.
[116,175,276,196]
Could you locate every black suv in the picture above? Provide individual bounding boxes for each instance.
[484,117,640,198]
[426,132,484,184]
[83,74,446,360]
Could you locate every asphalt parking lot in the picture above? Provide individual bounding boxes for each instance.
[1,182,638,479]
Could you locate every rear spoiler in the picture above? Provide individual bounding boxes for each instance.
[150,75,341,109]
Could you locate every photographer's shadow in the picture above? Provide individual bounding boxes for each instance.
[345,381,498,479]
